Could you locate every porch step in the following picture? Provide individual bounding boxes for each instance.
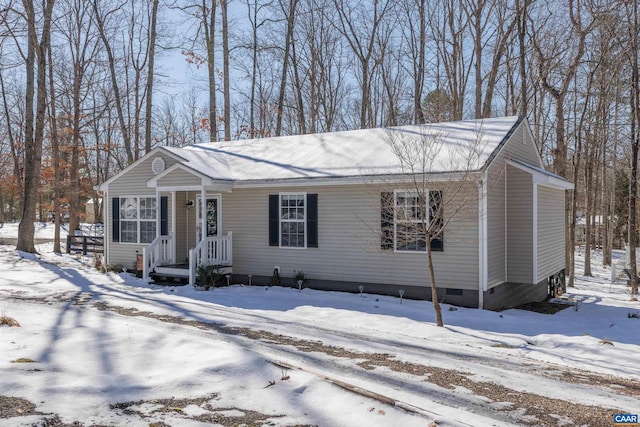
[149,263,233,285]
[149,271,189,285]
[154,264,189,277]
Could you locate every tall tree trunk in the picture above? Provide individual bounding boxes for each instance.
[93,0,134,164]
[517,0,528,117]
[221,0,231,141]
[276,0,298,136]
[0,70,23,201]
[584,141,593,276]
[204,0,218,142]
[47,40,61,253]
[144,0,159,153]
[18,0,55,253]
[248,0,258,137]
[427,241,443,327]
[17,3,36,253]
[414,0,426,124]
[629,0,640,296]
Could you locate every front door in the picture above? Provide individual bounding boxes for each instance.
[196,196,221,242]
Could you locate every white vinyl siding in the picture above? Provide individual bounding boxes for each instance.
[506,166,533,283]
[537,186,565,281]
[485,120,544,288]
[223,183,479,290]
[486,164,506,287]
[105,152,179,266]
[157,167,203,187]
[109,153,180,194]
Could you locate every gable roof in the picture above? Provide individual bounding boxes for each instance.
[162,116,523,183]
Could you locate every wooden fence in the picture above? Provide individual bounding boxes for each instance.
[66,235,104,255]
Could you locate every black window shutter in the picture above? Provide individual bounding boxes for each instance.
[112,197,120,242]
[381,192,394,250]
[160,196,168,236]
[429,190,444,251]
[268,195,279,246]
[307,194,318,248]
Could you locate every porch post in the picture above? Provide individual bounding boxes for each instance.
[156,190,161,239]
[200,186,207,242]
[171,191,176,263]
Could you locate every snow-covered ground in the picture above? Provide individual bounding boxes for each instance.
[1,223,639,426]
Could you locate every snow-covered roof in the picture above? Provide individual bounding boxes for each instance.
[164,116,522,182]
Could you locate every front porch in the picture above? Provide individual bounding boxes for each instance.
[137,161,236,285]
[143,232,233,285]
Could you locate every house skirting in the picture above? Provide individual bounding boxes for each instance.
[231,274,480,308]
[231,271,562,310]
[482,274,561,311]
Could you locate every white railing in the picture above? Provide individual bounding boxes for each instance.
[143,233,173,280]
[189,232,233,285]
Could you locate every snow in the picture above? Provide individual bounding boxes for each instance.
[162,116,521,181]
[1,222,640,426]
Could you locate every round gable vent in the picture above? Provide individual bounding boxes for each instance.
[151,157,165,175]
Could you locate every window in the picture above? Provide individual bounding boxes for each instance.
[119,196,157,243]
[280,193,306,248]
[395,191,427,251]
[269,193,318,248]
[380,190,443,252]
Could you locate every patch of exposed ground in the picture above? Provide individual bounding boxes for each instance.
[0,395,38,418]
[111,394,292,426]
[513,299,571,314]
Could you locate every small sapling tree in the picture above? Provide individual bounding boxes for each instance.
[382,124,486,326]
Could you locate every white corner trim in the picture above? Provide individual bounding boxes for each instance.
[478,179,487,309]
[482,177,488,292]
[504,163,508,282]
[104,190,109,265]
[532,183,538,284]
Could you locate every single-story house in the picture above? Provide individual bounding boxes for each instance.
[97,116,573,310]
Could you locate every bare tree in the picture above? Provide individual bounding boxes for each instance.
[332,0,394,129]
[144,0,159,152]
[383,126,484,326]
[428,0,471,120]
[16,0,55,253]
[531,0,594,287]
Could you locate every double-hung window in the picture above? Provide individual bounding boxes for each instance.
[380,190,443,252]
[119,196,157,243]
[280,193,306,248]
[269,193,318,248]
[395,191,427,251]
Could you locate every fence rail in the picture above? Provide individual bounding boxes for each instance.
[66,235,104,255]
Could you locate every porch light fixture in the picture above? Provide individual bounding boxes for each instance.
[186,200,194,208]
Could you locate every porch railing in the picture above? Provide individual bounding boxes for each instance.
[143,233,173,280]
[189,232,233,285]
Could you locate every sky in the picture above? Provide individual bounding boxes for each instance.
[1,222,639,426]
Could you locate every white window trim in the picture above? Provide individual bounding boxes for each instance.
[393,189,429,253]
[279,192,307,249]
[118,196,158,244]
